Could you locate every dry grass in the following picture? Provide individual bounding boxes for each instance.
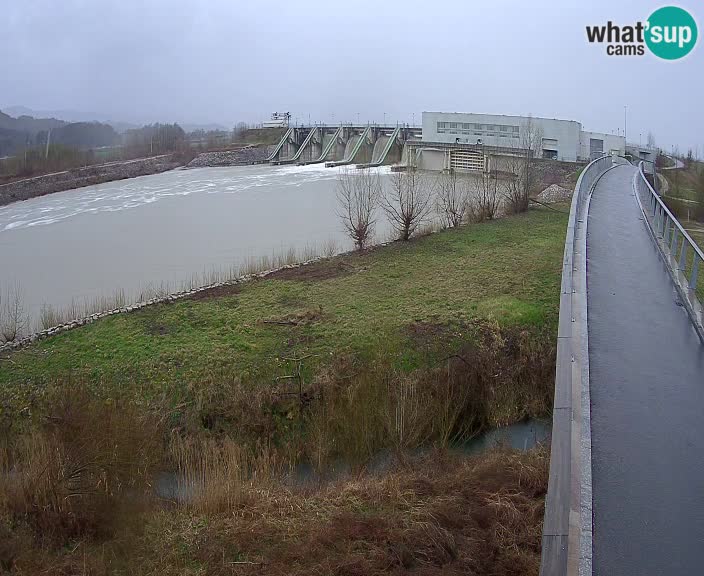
[0,318,553,574]
[0,387,163,547]
[137,446,548,576]
[2,446,548,575]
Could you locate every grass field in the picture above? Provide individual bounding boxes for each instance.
[0,205,567,397]
[0,205,567,575]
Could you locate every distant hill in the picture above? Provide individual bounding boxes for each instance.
[0,110,118,156]
[3,105,137,133]
[0,110,66,134]
[4,106,229,135]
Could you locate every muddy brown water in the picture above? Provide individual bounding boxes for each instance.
[0,164,395,329]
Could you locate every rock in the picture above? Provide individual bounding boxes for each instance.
[537,184,573,203]
[186,146,273,168]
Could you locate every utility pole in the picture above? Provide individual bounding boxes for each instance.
[624,105,628,144]
[45,128,51,159]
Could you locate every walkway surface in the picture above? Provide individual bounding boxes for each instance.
[587,164,704,576]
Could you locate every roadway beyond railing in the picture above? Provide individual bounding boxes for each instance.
[539,154,615,576]
[633,161,704,341]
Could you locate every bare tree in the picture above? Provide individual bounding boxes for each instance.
[474,170,501,221]
[337,167,381,250]
[502,116,543,214]
[0,282,28,343]
[646,132,656,150]
[382,169,433,241]
[501,151,527,214]
[435,169,469,228]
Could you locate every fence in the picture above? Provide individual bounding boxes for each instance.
[634,161,704,337]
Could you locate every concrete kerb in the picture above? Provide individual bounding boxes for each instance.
[540,155,616,576]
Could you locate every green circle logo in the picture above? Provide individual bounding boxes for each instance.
[645,6,698,59]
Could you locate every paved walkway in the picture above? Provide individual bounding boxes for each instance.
[587,164,704,576]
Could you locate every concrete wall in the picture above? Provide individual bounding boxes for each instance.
[410,147,447,171]
[580,131,625,159]
[422,111,630,163]
[422,112,583,162]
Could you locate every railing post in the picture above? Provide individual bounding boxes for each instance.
[670,226,679,255]
[679,242,688,271]
[664,217,671,244]
[690,256,700,291]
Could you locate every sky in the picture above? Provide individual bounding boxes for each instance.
[1,0,702,153]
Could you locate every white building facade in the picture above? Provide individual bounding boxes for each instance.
[421,112,624,163]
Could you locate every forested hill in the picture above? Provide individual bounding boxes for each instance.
[0,111,118,156]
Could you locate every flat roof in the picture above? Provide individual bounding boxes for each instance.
[422,111,581,125]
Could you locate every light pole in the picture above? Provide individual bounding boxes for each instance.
[383,112,386,125]
[624,105,627,144]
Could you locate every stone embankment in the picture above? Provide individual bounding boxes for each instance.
[186,145,273,168]
[0,257,325,355]
[0,155,181,206]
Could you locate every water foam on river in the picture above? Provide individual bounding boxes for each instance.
[0,164,391,232]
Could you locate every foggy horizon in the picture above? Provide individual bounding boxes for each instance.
[2,0,702,152]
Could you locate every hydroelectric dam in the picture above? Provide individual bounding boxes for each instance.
[265,124,422,168]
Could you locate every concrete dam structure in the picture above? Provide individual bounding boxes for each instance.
[267,124,421,167]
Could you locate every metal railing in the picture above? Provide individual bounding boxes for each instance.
[634,161,703,332]
[540,153,615,576]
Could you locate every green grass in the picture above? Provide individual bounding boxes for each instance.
[0,206,568,402]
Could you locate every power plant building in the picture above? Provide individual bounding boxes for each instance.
[421,111,625,163]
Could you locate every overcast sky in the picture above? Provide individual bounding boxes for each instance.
[1,0,701,152]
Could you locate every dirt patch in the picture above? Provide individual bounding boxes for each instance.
[145,322,169,336]
[185,283,242,301]
[266,259,356,282]
[260,307,323,327]
[405,320,472,351]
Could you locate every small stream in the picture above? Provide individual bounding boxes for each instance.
[155,418,551,501]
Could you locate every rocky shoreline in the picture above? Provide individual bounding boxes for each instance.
[0,255,329,354]
[0,154,182,206]
[186,145,273,168]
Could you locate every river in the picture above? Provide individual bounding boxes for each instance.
[0,164,393,330]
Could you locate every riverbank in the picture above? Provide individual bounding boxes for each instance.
[0,205,567,574]
[0,154,182,206]
[186,144,274,168]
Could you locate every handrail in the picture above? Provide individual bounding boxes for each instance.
[540,154,615,576]
[265,127,293,162]
[634,161,703,337]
